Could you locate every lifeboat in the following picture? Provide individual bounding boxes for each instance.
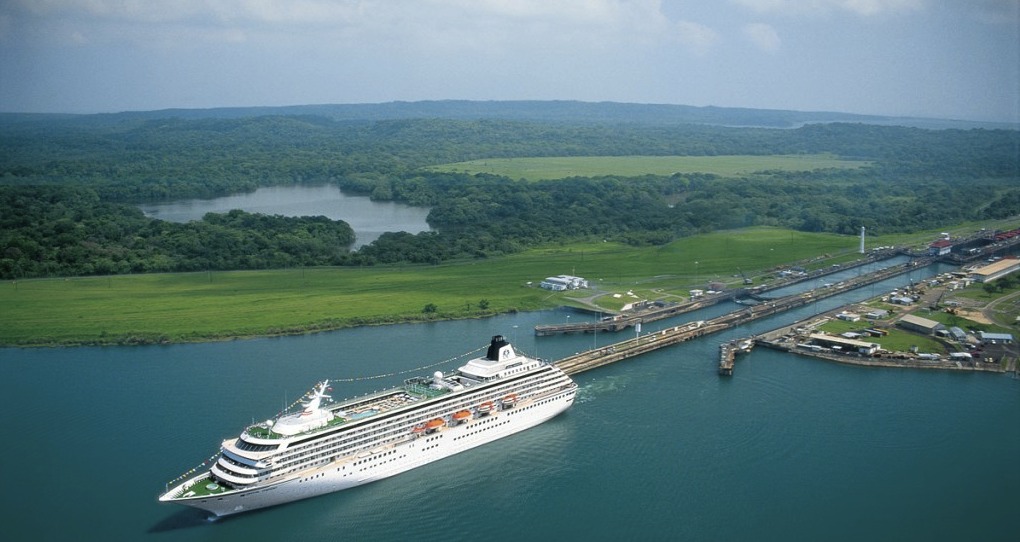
[452,410,472,424]
[501,394,518,409]
[424,418,446,433]
[477,401,494,416]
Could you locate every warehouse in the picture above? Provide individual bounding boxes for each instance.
[897,314,945,335]
[968,258,1020,283]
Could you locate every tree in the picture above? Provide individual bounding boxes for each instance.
[422,303,438,314]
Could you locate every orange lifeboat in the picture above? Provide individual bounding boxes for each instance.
[424,418,445,433]
[501,394,518,409]
[452,410,472,424]
[477,401,494,416]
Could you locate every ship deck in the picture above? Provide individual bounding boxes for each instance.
[245,380,452,440]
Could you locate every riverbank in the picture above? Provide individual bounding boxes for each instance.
[0,229,873,347]
[753,302,1018,375]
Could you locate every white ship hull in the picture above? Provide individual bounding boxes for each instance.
[167,385,574,517]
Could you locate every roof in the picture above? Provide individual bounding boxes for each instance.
[809,333,878,350]
[898,314,942,329]
[970,258,1020,277]
[978,331,1014,341]
[929,239,952,248]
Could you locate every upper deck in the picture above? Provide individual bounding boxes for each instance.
[241,335,540,442]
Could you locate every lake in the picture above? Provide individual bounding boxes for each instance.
[1,263,1017,541]
[138,185,432,248]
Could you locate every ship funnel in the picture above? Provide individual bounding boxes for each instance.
[486,335,510,360]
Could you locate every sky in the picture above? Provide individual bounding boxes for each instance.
[0,0,1017,122]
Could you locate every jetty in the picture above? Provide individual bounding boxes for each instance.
[553,258,931,376]
[537,252,910,336]
[718,339,754,376]
[534,296,727,336]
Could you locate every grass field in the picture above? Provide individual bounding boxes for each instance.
[4,221,1017,346]
[426,154,870,180]
[1,227,862,346]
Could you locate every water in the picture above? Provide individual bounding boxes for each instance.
[1,270,1017,541]
[137,185,432,248]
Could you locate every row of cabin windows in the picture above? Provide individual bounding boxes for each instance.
[272,389,574,484]
[269,371,570,473]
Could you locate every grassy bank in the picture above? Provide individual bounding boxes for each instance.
[2,227,862,346]
[3,222,1013,347]
[426,154,870,180]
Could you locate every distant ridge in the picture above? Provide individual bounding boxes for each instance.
[1,101,1013,130]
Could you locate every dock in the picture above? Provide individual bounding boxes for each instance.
[534,297,729,336]
[718,339,754,376]
[537,252,909,336]
[553,258,931,376]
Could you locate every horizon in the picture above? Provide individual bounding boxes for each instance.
[1,1,1018,123]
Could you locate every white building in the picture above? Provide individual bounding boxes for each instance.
[539,275,589,291]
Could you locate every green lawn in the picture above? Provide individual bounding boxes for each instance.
[426,154,870,180]
[5,221,1017,347]
[0,227,862,346]
[816,318,945,353]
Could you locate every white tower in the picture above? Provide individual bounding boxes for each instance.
[859,226,865,254]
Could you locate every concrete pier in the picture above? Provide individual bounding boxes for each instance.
[553,258,932,376]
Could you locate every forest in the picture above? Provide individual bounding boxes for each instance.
[1,102,1018,279]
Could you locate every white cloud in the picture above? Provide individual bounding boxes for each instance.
[674,20,719,53]
[731,0,924,16]
[968,0,1020,25]
[2,0,722,55]
[743,22,780,52]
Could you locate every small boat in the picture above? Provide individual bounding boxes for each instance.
[477,401,494,416]
[424,418,445,433]
[501,394,518,409]
[452,410,472,424]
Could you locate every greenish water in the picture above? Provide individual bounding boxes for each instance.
[1,266,1017,541]
[138,185,431,248]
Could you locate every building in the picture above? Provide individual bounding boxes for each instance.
[539,279,567,291]
[808,333,880,355]
[928,239,952,256]
[836,312,860,322]
[897,314,945,335]
[977,331,1014,344]
[968,258,1020,283]
[865,309,890,319]
[539,275,588,291]
[948,326,968,342]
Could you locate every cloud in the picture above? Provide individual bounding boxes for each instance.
[731,0,924,17]
[673,20,719,53]
[2,0,721,55]
[743,22,780,52]
[968,0,1020,25]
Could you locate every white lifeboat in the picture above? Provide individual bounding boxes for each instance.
[424,418,446,434]
[477,401,494,416]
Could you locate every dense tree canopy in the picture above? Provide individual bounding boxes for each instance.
[0,109,1017,279]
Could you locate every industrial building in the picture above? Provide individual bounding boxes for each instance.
[539,275,589,291]
[968,258,1020,283]
[897,314,945,335]
[977,331,1014,344]
[807,333,880,355]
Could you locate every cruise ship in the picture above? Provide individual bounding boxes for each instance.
[159,335,577,517]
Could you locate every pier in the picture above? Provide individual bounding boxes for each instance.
[537,252,909,336]
[534,296,728,336]
[718,339,754,376]
[553,258,931,376]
